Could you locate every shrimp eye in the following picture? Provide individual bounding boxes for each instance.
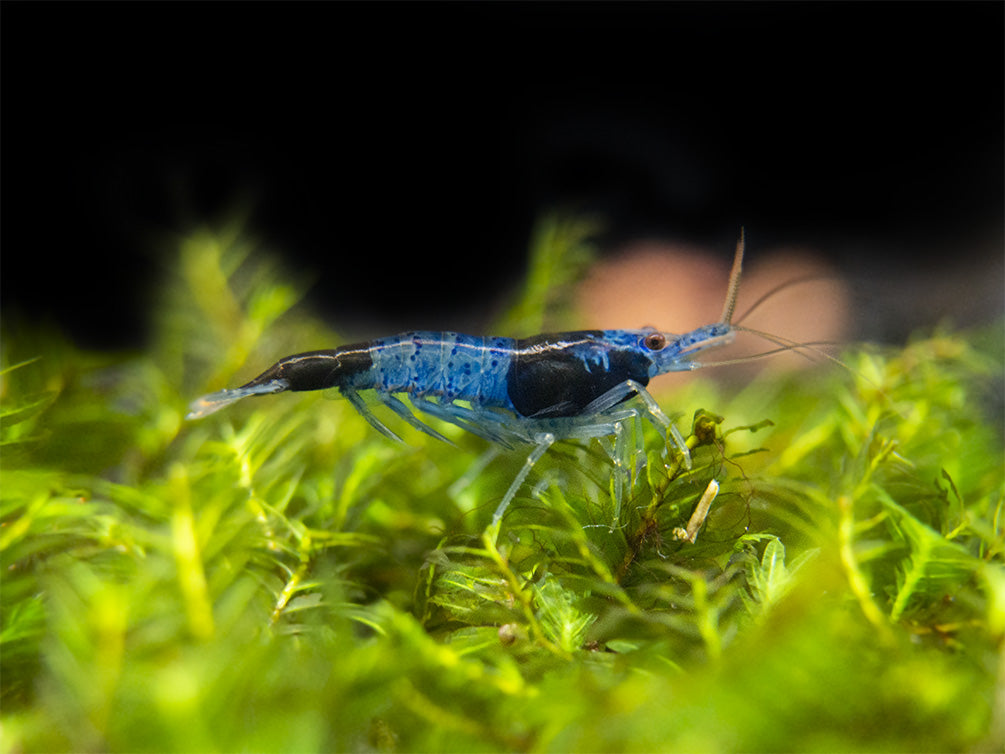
[643,332,667,350]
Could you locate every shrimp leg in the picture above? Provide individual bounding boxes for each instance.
[579,379,692,469]
[490,416,637,528]
[492,431,556,525]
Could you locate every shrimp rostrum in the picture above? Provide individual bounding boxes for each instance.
[188,235,747,530]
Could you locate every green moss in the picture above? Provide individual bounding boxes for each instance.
[2,217,1002,752]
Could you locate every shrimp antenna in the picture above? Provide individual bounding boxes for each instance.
[732,324,847,370]
[733,271,844,326]
[719,228,745,325]
[696,337,839,369]
[708,324,906,421]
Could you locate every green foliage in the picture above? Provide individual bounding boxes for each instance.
[2,217,1003,752]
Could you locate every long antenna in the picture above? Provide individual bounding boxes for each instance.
[719,228,745,325]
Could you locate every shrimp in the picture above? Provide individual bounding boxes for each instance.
[188,234,748,531]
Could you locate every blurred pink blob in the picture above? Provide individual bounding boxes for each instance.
[576,240,852,385]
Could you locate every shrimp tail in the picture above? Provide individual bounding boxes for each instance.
[186,347,373,420]
[185,379,290,419]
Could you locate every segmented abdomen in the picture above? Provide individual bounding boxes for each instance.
[363,331,516,408]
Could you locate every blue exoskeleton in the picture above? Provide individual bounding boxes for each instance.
[188,235,747,532]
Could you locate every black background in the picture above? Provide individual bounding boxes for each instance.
[3,2,1002,349]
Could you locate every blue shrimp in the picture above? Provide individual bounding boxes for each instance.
[188,235,747,530]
